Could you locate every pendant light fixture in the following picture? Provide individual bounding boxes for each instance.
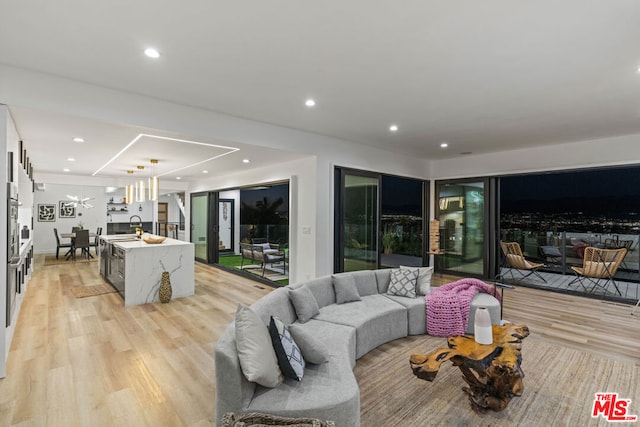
[136,165,146,202]
[125,170,135,204]
[149,159,159,201]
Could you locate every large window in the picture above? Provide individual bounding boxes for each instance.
[500,167,640,280]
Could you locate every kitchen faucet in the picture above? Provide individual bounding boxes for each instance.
[129,215,143,229]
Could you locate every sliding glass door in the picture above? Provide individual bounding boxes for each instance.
[436,179,490,277]
[190,191,220,263]
[339,172,379,272]
[335,168,428,273]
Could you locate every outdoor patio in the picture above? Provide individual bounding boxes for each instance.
[498,267,640,305]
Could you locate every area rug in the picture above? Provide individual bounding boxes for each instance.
[70,284,117,298]
[44,255,97,266]
[355,334,639,426]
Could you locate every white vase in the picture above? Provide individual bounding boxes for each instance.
[474,306,493,345]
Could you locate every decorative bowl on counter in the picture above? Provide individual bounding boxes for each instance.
[143,236,166,244]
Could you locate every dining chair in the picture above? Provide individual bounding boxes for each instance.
[73,229,91,260]
[53,228,72,260]
[90,227,102,255]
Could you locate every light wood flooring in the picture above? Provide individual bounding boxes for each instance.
[0,257,638,426]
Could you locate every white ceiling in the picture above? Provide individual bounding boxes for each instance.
[2,0,640,177]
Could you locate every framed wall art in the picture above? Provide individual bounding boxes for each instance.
[38,204,56,222]
[59,201,76,218]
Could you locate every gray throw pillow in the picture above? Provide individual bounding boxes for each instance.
[288,324,330,364]
[387,268,419,298]
[235,305,284,387]
[400,265,434,295]
[289,285,320,323]
[332,275,361,304]
[268,316,305,381]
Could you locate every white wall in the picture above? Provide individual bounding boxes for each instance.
[2,105,27,378]
[33,184,108,255]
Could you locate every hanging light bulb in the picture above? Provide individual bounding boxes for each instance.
[125,170,135,204]
[136,165,146,202]
[149,159,159,201]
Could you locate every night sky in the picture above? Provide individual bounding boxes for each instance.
[500,167,640,215]
[240,183,289,211]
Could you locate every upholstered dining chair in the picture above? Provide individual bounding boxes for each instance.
[73,229,91,260]
[500,241,547,284]
[53,228,73,260]
[569,246,627,295]
[90,227,102,255]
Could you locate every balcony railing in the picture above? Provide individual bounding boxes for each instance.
[500,230,640,282]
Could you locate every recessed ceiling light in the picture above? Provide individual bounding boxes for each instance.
[242,159,250,164]
[144,48,160,58]
[73,137,84,143]
[202,170,208,174]
[440,142,449,148]
[305,99,316,107]
[63,168,70,172]
[389,124,399,132]
[176,176,181,180]
[67,157,76,162]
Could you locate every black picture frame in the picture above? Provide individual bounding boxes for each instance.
[59,201,76,218]
[37,204,56,222]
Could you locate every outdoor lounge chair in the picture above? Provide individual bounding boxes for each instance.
[568,246,627,296]
[500,241,547,284]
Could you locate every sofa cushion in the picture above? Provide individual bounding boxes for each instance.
[351,270,379,297]
[235,305,284,388]
[400,265,434,295]
[247,320,360,427]
[289,285,320,323]
[292,276,335,308]
[387,268,418,298]
[315,295,408,358]
[374,269,392,293]
[269,316,305,381]
[332,274,362,304]
[288,323,330,364]
[384,294,427,335]
[251,287,298,325]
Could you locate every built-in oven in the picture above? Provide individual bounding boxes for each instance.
[6,183,19,327]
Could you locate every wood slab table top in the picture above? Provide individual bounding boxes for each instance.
[410,323,529,413]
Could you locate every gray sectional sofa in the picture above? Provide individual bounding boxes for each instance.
[214,269,498,427]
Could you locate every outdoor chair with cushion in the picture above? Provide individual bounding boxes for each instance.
[568,246,627,295]
[240,243,285,277]
[500,241,547,284]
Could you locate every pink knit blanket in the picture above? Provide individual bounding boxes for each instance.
[425,278,501,337]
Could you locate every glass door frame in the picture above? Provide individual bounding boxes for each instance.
[334,168,380,273]
[334,167,430,273]
[190,191,220,264]
[218,198,235,254]
[434,177,498,279]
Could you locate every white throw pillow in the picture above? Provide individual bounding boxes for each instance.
[235,305,284,388]
[400,265,434,295]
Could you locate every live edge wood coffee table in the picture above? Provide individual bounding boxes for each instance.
[410,323,529,413]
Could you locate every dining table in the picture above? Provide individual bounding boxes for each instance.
[60,231,98,260]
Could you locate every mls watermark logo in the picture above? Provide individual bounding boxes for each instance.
[592,393,638,422]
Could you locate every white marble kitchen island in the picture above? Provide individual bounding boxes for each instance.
[99,235,195,306]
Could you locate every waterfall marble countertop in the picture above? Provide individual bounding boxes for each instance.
[99,234,195,306]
